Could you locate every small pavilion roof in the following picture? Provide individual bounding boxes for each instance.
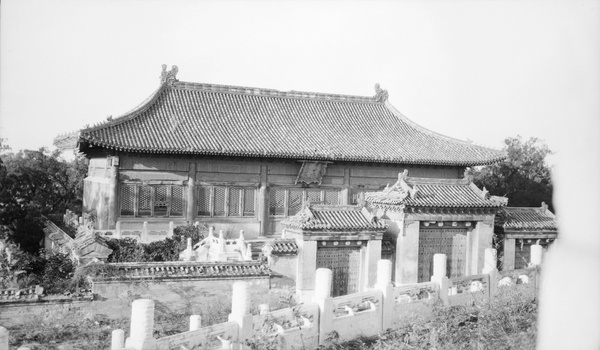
[366,171,507,210]
[77,65,505,167]
[282,205,387,231]
[502,203,557,231]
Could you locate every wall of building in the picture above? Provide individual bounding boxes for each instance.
[89,153,464,239]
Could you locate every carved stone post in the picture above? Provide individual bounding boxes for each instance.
[228,282,253,347]
[0,326,8,350]
[111,329,125,350]
[431,254,449,306]
[189,315,201,331]
[530,243,543,266]
[482,248,498,301]
[375,260,394,331]
[312,268,334,345]
[125,299,157,350]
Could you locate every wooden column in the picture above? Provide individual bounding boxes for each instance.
[340,168,350,205]
[258,165,269,237]
[108,156,119,230]
[186,162,196,224]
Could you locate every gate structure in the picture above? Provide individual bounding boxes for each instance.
[316,247,361,296]
[282,204,387,301]
[417,227,467,282]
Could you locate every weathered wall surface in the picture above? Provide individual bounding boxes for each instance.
[99,153,465,237]
[1,276,291,327]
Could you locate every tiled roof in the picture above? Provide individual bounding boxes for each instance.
[74,231,110,250]
[268,240,299,255]
[92,261,270,281]
[282,205,387,231]
[503,205,557,231]
[366,174,507,209]
[78,68,505,166]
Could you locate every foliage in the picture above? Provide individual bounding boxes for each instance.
[106,224,208,262]
[0,144,88,252]
[472,136,553,212]
[41,252,77,294]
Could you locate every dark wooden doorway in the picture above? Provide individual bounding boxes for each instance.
[418,228,467,282]
[316,247,361,296]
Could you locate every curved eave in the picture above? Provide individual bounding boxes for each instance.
[79,138,507,166]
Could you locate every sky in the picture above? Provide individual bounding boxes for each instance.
[1,0,599,161]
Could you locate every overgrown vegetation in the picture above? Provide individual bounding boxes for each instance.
[318,286,537,350]
[105,223,208,262]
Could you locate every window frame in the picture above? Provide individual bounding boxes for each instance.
[196,185,257,218]
[119,183,186,218]
[269,187,341,217]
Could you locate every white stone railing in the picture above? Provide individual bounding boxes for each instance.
[0,245,542,350]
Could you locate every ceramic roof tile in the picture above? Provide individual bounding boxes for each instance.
[93,261,270,281]
[78,77,506,166]
[282,205,387,231]
[262,239,299,256]
[502,206,557,231]
[366,176,507,209]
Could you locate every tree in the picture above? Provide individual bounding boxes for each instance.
[472,136,553,212]
[0,143,88,252]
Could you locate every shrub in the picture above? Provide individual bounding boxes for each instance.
[42,252,76,294]
[106,224,208,263]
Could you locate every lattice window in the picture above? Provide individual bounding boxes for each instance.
[269,188,285,216]
[351,190,364,205]
[229,188,241,216]
[214,187,226,216]
[138,186,152,216]
[120,185,135,216]
[243,188,255,217]
[154,186,168,217]
[288,189,303,216]
[306,189,321,204]
[171,186,184,217]
[197,187,211,216]
[323,189,340,205]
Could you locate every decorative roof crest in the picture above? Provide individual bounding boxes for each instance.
[160,64,179,85]
[374,83,389,103]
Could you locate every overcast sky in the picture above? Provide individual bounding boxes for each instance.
[1,0,599,161]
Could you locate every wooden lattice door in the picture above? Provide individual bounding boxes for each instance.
[418,228,467,282]
[316,247,361,297]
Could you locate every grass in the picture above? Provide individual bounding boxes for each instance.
[318,285,538,350]
[7,285,537,350]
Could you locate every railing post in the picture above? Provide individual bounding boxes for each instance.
[259,303,270,315]
[312,268,334,345]
[189,315,201,331]
[0,326,8,350]
[141,222,148,243]
[115,221,122,239]
[374,259,394,332]
[125,299,157,350]
[530,243,543,266]
[228,282,252,349]
[111,329,125,350]
[482,248,498,301]
[431,254,449,306]
[168,221,174,238]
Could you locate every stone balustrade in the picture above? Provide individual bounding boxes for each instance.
[98,244,543,350]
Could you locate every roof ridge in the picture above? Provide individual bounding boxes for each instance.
[172,80,382,104]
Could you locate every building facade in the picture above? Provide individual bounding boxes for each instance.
[76,65,506,244]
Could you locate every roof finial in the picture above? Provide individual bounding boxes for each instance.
[374,83,389,103]
[375,83,388,103]
[160,64,179,85]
